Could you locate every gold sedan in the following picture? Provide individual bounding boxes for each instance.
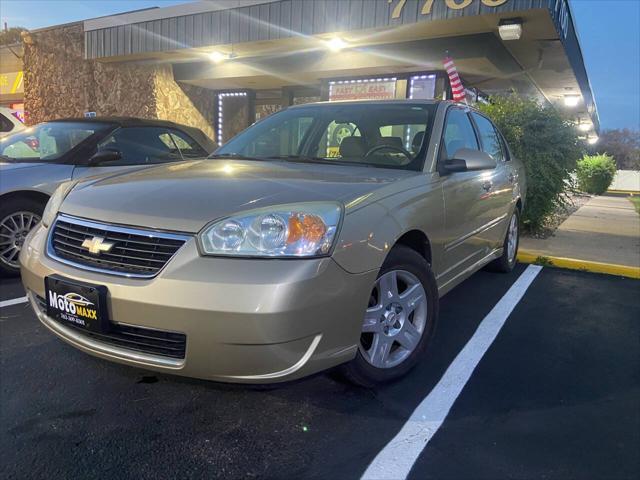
[20,100,525,385]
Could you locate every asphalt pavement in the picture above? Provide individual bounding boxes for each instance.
[1,265,638,479]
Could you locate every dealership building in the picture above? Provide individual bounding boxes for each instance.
[21,0,599,144]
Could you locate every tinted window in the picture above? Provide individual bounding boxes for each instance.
[471,113,504,162]
[167,129,209,159]
[442,108,479,159]
[1,122,110,162]
[98,127,183,165]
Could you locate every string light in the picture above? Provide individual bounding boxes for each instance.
[217,92,248,146]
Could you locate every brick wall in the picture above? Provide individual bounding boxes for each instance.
[23,23,215,142]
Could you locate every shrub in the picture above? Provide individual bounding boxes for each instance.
[478,95,583,231]
[576,154,617,195]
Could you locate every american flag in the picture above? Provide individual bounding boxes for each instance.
[443,55,466,103]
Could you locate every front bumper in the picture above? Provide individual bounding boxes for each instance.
[20,223,377,383]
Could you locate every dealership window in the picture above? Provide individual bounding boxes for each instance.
[409,75,436,100]
[325,121,361,157]
[328,78,397,102]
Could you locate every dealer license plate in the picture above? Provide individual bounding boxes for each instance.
[45,276,109,333]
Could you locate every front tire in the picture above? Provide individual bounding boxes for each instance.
[487,209,520,273]
[340,245,438,387]
[0,197,44,276]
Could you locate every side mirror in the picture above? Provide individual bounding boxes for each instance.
[443,148,496,173]
[88,149,121,166]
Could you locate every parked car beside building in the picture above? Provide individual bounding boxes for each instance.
[0,117,215,275]
[0,107,26,138]
[20,100,525,385]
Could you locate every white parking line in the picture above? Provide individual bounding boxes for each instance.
[0,296,28,308]
[361,264,543,480]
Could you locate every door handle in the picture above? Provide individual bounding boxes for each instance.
[481,181,493,192]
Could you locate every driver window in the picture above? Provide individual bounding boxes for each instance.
[442,109,479,160]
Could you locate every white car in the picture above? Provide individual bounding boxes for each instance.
[0,107,26,138]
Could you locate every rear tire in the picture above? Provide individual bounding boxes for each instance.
[340,245,438,387]
[487,209,519,273]
[0,197,45,277]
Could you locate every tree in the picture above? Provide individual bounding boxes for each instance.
[478,95,583,231]
[593,129,640,170]
[0,27,27,46]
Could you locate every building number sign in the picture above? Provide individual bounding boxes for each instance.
[389,0,509,19]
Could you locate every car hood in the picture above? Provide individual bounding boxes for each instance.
[60,159,415,232]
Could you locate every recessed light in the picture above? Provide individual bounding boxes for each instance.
[208,51,228,63]
[326,37,348,52]
[564,95,581,107]
[498,18,523,41]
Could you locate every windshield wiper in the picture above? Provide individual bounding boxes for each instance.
[208,153,267,161]
[266,155,373,167]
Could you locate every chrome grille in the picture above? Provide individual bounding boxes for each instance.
[48,215,190,278]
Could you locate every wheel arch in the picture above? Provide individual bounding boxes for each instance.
[0,190,50,211]
[392,229,432,266]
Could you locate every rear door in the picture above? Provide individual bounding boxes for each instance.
[470,112,514,249]
[439,107,497,285]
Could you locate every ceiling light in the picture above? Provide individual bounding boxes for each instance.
[326,37,348,52]
[564,95,581,107]
[578,122,591,132]
[498,18,523,41]
[587,136,599,145]
[208,51,228,63]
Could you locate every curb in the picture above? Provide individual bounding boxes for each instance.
[517,250,640,279]
[606,190,638,196]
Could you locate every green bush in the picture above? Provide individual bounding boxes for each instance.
[478,95,583,231]
[576,154,617,195]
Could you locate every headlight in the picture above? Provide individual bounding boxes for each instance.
[42,181,77,227]
[198,202,342,257]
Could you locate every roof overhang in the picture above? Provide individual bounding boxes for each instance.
[82,0,599,132]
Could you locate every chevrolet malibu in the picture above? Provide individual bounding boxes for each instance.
[20,100,525,386]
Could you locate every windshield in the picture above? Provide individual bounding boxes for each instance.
[214,103,435,171]
[0,121,112,162]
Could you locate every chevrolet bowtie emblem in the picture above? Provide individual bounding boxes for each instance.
[81,236,114,255]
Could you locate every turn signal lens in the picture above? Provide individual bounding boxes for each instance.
[198,203,342,257]
[287,214,327,244]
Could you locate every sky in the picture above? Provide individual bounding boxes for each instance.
[1,0,638,131]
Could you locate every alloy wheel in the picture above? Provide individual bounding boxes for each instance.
[0,211,41,268]
[359,269,428,369]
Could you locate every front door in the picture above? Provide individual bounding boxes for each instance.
[438,107,497,286]
[469,112,515,250]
